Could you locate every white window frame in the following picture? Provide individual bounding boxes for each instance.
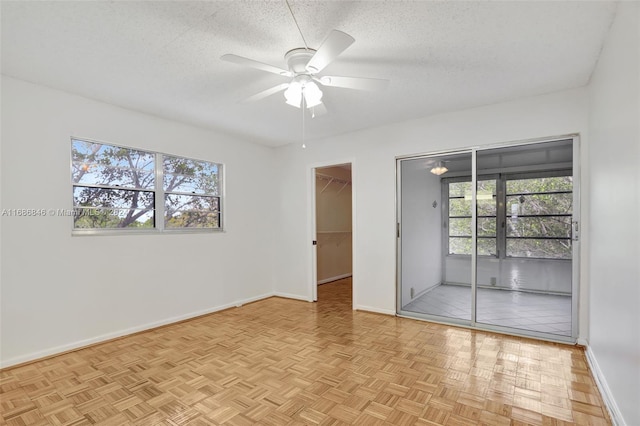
[71,137,224,235]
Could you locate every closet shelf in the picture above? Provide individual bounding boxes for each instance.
[316,173,351,194]
[317,231,352,234]
[316,173,351,185]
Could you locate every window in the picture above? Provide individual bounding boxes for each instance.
[163,155,221,228]
[506,174,572,259]
[71,138,222,232]
[446,178,497,256]
[445,171,571,259]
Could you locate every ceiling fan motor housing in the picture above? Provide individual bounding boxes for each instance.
[285,48,317,75]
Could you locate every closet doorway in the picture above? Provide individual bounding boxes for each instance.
[313,164,353,302]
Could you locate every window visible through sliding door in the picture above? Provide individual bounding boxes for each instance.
[396,138,579,342]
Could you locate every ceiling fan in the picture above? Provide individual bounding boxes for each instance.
[221,26,389,113]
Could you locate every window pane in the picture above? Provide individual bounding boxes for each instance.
[449,180,495,198]
[163,156,220,195]
[478,238,496,256]
[73,187,154,209]
[477,179,496,194]
[449,237,496,256]
[73,187,154,229]
[449,181,471,198]
[507,176,572,194]
[507,193,572,216]
[507,216,571,238]
[165,194,220,228]
[449,218,471,237]
[449,198,471,217]
[74,208,154,229]
[71,140,155,189]
[449,237,471,255]
[507,239,572,259]
[478,217,496,237]
[449,214,495,236]
[477,198,496,216]
[449,180,496,216]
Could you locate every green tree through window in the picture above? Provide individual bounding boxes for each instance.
[447,179,497,256]
[446,173,572,259]
[506,176,572,259]
[71,139,222,231]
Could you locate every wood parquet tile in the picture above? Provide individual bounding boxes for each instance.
[1,278,611,425]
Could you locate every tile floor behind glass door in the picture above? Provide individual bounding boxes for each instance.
[403,284,572,336]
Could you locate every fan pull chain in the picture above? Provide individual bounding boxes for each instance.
[301,92,306,148]
[285,0,309,50]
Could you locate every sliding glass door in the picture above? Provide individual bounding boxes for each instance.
[398,152,472,324]
[397,137,579,342]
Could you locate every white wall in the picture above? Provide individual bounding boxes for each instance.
[274,87,590,321]
[445,257,572,294]
[0,76,277,367]
[399,158,442,306]
[587,3,640,425]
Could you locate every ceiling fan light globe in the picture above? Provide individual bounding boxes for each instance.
[284,83,302,108]
[303,82,323,108]
[305,97,322,108]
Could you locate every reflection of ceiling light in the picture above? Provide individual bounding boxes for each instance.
[430,161,448,176]
[284,76,323,108]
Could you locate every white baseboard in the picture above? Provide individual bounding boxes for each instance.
[318,273,352,285]
[354,305,396,316]
[0,292,275,369]
[407,283,438,303]
[233,292,276,307]
[273,292,313,302]
[584,345,626,426]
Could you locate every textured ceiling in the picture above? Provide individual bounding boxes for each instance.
[1,1,617,147]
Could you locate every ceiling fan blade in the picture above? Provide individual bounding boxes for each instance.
[305,30,355,74]
[221,54,292,77]
[318,75,389,91]
[242,83,290,103]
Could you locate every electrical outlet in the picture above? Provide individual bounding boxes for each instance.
[490,277,497,286]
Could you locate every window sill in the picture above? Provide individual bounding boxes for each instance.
[72,228,224,236]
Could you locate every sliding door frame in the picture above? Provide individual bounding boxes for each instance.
[395,148,472,321]
[396,134,580,344]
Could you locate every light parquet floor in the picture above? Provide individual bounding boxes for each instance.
[1,278,610,425]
